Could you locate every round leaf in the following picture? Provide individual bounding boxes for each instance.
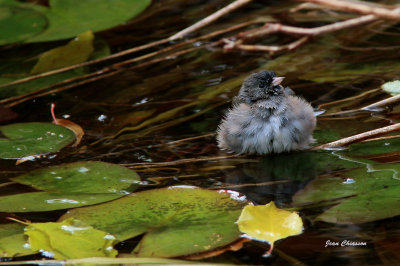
[237,202,303,250]
[0,122,75,159]
[12,161,140,193]
[27,0,151,42]
[0,161,141,212]
[0,4,47,45]
[60,187,249,258]
[0,192,127,213]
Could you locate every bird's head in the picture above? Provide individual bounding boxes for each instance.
[239,70,285,103]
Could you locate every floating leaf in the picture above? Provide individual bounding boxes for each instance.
[237,202,303,255]
[27,0,151,42]
[0,122,75,159]
[0,223,33,257]
[293,159,400,224]
[31,31,94,74]
[23,218,117,259]
[316,185,400,224]
[0,161,140,212]
[0,2,47,45]
[60,187,249,258]
[0,192,127,213]
[12,161,140,193]
[382,80,400,96]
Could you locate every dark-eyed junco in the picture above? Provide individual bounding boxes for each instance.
[217,70,316,155]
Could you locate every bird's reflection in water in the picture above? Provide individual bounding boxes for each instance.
[222,152,320,205]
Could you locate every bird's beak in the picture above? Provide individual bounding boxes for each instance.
[272,77,284,86]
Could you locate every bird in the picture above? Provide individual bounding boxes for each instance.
[217,70,316,155]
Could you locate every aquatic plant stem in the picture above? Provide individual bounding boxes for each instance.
[1,21,258,107]
[313,123,400,150]
[225,36,309,53]
[319,91,400,117]
[124,155,238,168]
[169,0,253,40]
[239,14,377,39]
[0,38,169,90]
[361,93,400,111]
[300,0,400,21]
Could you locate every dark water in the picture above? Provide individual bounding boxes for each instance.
[2,0,400,265]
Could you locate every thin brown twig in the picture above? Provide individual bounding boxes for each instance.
[0,69,108,105]
[300,0,400,21]
[240,14,377,40]
[0,182,17,188]
[313,123,400,150]
[2,20,258,107]
[317,88,381,110]
[0,39,169,90]
[123,155,239,168]
[152,133,216,147]
[361,134,400,143]
[169,0,253,40]
[320,91,400,117]
[225,36,309,53]
[6,69,123,108]
[5,46,201,108]
[361,93,400,111]
[337,44,400,51]
[0,1,257,92]
[211,180,290,189]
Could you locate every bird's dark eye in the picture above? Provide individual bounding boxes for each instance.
[258,77,270,88]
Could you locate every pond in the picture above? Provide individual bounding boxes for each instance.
[1,0,400,265]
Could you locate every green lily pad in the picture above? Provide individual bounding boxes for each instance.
[12,161,140,193]
[60,187,249,258]
[346,138,400,156]
[24,218,118,259]
[0,0,150,44]
[28,0,151,43]
[317,186,400,224]
[0,122,75,159]
[0,223,33,257]
[0,3,47,45]
[0,192,128,213]
[0,161,141,212]
[293,160,400,224]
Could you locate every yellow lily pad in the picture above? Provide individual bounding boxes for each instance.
[237,202,303,255]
